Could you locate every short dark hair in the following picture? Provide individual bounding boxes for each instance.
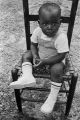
[38,2,61,19]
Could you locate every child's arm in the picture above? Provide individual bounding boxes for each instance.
[30,27,41,66]
[31,42,41,66]
[34,52,68,67]
[31,42,39,59]
[41,52,67,65]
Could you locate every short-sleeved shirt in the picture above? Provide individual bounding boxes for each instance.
[31,27,69,63]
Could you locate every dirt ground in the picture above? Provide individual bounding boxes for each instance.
[0,0,80,120]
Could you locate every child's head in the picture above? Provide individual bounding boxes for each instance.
[38,2,61,37]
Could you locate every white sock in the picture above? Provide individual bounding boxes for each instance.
[40,81,62,114]
[22,62,32,75]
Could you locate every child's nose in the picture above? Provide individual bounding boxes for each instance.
[48,24,52,29]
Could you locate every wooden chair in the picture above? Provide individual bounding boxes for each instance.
[11,0,79,118]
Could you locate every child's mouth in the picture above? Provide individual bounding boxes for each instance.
[46,29,52,33]
[44,30,56,37]
[46,30,54,34]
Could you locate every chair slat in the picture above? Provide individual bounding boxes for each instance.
[28,15,70,23]
[34,74,72,80]
[21,97,67,103]
[22,87,69,93]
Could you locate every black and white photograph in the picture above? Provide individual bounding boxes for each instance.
[0,0,80,120]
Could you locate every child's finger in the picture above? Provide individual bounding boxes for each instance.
[33,61,42,67]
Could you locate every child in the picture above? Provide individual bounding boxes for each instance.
[10,2,69,114]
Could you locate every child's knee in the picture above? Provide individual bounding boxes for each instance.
[22,50,33,62]
[50,62,65,77]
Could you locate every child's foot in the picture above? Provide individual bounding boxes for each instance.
[9,74,36,89]
[40,94,55,114]
[40,82,61,114]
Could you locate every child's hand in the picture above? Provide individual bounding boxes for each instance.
[33,58,43,67]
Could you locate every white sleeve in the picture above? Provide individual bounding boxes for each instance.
[55,33,69,53]
[31,27,40,43]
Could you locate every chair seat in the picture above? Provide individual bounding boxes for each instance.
[16,63,72,82]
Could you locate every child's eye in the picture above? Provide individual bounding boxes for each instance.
[43,23,56,26]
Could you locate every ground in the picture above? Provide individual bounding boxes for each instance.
[0,0,80,119]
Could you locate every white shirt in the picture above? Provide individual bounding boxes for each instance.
[31,27,69,63]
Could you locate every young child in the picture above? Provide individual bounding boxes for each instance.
[10,2,69,114]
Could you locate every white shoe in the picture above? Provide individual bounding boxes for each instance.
[40,82,61,114]
[10,62,36,89]
[10,74,36,89]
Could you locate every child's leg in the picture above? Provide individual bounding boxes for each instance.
[22,50,33,63]
[10,50,36,89]
[41,62,65,114]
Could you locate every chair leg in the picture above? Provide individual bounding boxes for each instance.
[65,73,78,116]
[11,68,22,112]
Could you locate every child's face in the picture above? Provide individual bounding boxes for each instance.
[39,8,61,37]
